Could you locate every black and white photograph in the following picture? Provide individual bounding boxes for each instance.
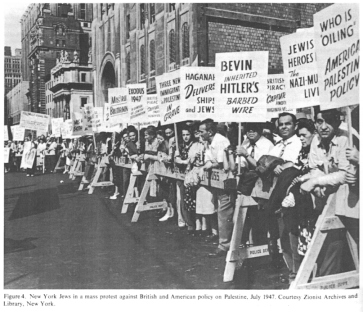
[2,1,361,310]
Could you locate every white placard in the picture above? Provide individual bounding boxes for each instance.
[280,28,320,109]
[82,104,94,132]
[107,87,129,125]
[61,119,73,139]
[11,125,26,141]
[127,84,148,123]
[266,74,296,119]
[4,126,9,141]
[4,147,10,163]
[19,111,50,133]
[314,3,359,109]
[215,51,268,122]
[180,66,216,120]
[92,107,103,132]
[20,141,36,169]
[51,118,64,137]
[156,70,182,125]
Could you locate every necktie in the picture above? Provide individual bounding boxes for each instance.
[250,143,255,159]
[279,141,287,158]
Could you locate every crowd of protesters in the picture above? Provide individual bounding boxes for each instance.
[4,107,359,285]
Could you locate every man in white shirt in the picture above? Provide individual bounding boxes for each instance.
[265,112,302,267]
[199,119,232,257]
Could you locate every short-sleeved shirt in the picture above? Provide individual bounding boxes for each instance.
[240,135,274,168]
[205,133,230,164]
[269,134,302,163]
[47,142,57,155]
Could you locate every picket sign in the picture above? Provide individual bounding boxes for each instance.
[223,195,282,282]
[86,155,114,195]
[289,192,359,289]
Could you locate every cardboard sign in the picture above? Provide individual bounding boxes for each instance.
[51,118,63,137]
[127,84,148,123]
[280,28,320,109]
[215,51,268,122]
[180,66,216,120]
[20,141,36,169]
[72,112,87,136]
[4,147,10,163]
[61,119,73,138]
[107,87,129,125]
[314,3,359,109]
[4,126,9,141]
[103,103,122,132]
[19,111,50,133]
[82,104,94,132]
[266,74,296,118]
[11,125,26,141]
[91,107,103,132]
[130,95,160,128]
[156,70,182,125]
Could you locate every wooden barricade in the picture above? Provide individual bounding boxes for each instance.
[69,154,85,180]
[87,156,114,195]
[54,155,65,172]
[120,162,147,216]
[223,195,282,282]
[125,161,228,222]
[289,192,359,289]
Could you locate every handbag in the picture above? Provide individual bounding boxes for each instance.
[255,155,284,178]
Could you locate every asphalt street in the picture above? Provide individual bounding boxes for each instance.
[4,170,288,289]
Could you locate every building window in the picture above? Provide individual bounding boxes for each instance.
[126,14,130,40]
[140,4,145,29]
[56,39,60,47]
[182,22,190,59]
[62,40,66,47]
[140,45,146,77]
[81,73,86,82]
[149,40,155,73]
[126,52,131,81]
[169,3,176,12]
[169,30,176,64]
[81,97,88,107]
[80,3,86,19]
[149,4,155,24]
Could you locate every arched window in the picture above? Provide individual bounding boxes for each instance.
[149,40,155,72]
[126,52,131,81]
[169,30,176,64]
[140,45,146,76]
[182,23,190,59]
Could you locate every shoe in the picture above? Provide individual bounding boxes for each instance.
[178,220,186,227]
[63,170,68,174]
[26,174,30,177]
[31,174,34,177]
[109,194,118,200]
[208,248,227,258]
[159,207,172,221]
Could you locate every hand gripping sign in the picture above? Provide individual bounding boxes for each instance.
[280,28,320,109]
[313,3,359,109]
[214,51,268,122]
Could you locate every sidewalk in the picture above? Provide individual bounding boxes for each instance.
[4,171,288,289]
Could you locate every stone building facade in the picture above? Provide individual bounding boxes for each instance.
[46,51,93,119]
[91,3,331,108]
[6,81,30,125]
[20,3,93,114]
